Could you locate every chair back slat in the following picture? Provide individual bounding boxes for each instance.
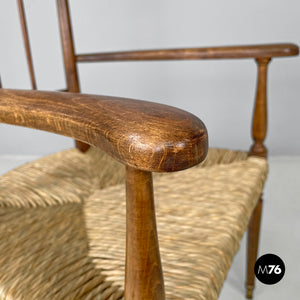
[56,0,90,152]
[17,0,37,90]
[56,0,80,93]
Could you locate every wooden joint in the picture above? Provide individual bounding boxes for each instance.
[255,57,271,66]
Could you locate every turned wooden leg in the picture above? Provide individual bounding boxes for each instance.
[247,58,270,298]
[125,166,165,300]
[246,197,263,299]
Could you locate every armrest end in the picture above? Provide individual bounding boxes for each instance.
[0,89,208,172]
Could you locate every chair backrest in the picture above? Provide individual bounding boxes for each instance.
[17,0,299,159]
[17,0,270,157]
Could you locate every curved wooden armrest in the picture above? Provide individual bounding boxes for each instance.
[0,89,207,172]
[76,43,299,62]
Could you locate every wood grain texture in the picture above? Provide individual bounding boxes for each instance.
[249,58,271,157]
[76,44,299,62]
[125,167,165,299]
[0,89,208,172]
[17,0,36,90]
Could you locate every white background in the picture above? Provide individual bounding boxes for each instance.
[0,0,299,155]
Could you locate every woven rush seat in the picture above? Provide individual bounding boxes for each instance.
[0,147,267,300]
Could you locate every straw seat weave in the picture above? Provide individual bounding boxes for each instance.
[0,147,268,300]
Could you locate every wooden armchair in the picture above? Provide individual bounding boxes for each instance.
[0,0,297,299]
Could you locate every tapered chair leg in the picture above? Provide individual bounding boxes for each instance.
[246,197,263,298]
[125,166,165,300]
